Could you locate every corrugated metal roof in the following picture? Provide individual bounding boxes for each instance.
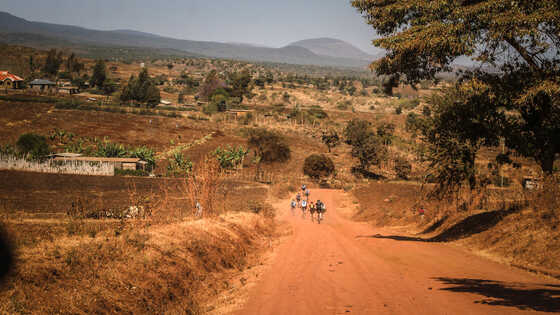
[29,79,56,86]
[52,153,83,158]
[53,157,141,163]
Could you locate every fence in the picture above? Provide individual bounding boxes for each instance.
[222,168,276,184]
[0,154,115,176]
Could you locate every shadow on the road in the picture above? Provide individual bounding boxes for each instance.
[418,215,448,235]
[356,234,431,242]
[357,206,520,243]
[433,277,560,312]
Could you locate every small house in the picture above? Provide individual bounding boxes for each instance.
[522,177,540,190]
[52,155,147,171]
[0,71,24,89]
[226,109,253,120]
[58,86,81,95]
[29,79,57,92]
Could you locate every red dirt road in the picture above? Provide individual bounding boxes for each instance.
[236,189,560,315]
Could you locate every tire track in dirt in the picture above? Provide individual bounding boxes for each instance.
[234,189,560,315]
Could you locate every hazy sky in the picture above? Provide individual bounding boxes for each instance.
[1,0,381,54]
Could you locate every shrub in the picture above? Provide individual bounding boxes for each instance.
[351,134,386,171]
[16,133,50,160]
[247,128,291,163]
[344,119,373,146]
[394,156,412,180]
[395,106,403,115]
[213,145,249,169]
[336,100,352,110]
[307,105,328,120]
[167,152,193,177]
[303,154,335,179]
[422,106,432,117]
[321,129,340,153]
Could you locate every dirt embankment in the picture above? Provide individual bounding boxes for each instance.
[0,212,275,314]
[352,181,560,277]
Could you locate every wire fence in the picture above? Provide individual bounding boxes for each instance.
[222,168,276,184]
[0,154,115,176]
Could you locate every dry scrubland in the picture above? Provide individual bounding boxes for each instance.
[352,181,560,276]
[0,168,276,313]
[1,44,559,312]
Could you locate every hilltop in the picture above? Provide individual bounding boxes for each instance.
[290,37,383,61]
[0,11,371,68]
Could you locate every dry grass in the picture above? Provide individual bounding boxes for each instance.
[0,209,275,314]
[352,176,560,274]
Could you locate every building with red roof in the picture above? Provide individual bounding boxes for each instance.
[0,71,24,89]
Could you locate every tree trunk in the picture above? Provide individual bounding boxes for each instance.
[538,151,555,174]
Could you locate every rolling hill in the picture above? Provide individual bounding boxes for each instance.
[290,37,383,61]
[0,11,372,68]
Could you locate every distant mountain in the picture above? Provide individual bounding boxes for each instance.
[111,30,165,39]
[290,38,383,61]
[0,11,370,68]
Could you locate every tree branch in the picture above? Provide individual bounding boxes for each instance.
[504,37,541,72]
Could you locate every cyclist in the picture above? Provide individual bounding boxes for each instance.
[301,184,307,192]
[301,199,307,218]
[304,188,310,198]
[309,201,316,222]
[296,193,301,204]
[290,199,297,216]
[316,200,326,223]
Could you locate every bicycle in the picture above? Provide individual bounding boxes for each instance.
[317,210,324,224]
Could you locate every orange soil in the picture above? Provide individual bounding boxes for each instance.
[235,189,560,315]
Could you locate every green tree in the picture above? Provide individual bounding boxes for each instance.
[199,70,224,101]
[343,119,373,146]
[352,0,560,174]
[120,68,161,108]
[102,79,118,96]
[90,59,107,88]
[66,53,84,74]
[351,134,385,171]
[321,129,340,153]
[16,133,50,160]
[42,49,63,77]
[228,70,252,103]
[377,122,395,146]
[420,82,501,195]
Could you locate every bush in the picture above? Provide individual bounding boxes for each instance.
[247,128,291,163]
[395,106,403,115]
[307,105,328,120]
[16,133,50,160]
[336,100,351,110]
[167,152,193,177]
[344,119,373,146]
[394,156,412,180]
[303,154,335,179]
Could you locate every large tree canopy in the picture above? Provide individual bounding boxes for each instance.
[352,0,560,83]
[353,0,560,174]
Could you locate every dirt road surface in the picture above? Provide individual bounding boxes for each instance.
[235,189,560,315]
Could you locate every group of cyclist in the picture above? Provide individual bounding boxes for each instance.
[290,184,326,223]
